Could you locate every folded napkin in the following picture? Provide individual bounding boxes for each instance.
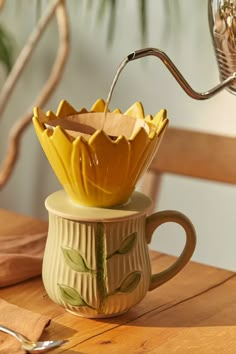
[0,232,47,287]
[0,298,50,354]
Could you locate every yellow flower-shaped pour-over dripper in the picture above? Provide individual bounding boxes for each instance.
[32,98,168,207]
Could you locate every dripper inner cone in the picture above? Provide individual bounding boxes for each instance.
[45,112,150,140]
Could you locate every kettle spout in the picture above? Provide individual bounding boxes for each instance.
[125,47,236,100]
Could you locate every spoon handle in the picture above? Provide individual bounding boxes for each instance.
[0,324,32,345]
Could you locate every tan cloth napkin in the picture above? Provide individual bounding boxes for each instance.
[0,298,51,354]
[0,232,47,287]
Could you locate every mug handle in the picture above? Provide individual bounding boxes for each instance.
[146,210,196,291]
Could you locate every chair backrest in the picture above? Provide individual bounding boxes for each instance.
[142,126,236,210]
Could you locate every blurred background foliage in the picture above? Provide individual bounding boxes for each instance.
[0,24,14,74]
[0,0,181,75]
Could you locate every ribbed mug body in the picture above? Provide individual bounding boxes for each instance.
[42,190,152,318]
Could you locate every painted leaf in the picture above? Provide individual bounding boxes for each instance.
[58,284,87,307]
[118,271,141,293]
[118,232,137,254]
[62,247,93,272]
[107,232,137,259]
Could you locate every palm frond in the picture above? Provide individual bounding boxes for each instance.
[0,25,14,74]
[107,0,117,45]
[139,0,147,45]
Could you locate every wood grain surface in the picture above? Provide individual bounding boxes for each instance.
[0,209,235,353]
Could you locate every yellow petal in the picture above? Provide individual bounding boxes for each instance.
[91,98,106,112]
[153,109,167,126]
[156,119,168,137]
[130,129,159,184]
[71,137,92,198]
[33,118,72,187]
[56,100,78,118]
[33,107,47,123]
[125,102,144,119]
[32,116,44,136]
[89,131,130,185]
[46,110,57,121]
[145,114,153,122]
[78,108,88,113]
[46,127,74,187]
[112,108,122,114]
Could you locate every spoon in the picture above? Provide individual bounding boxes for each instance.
[0,325,68,352]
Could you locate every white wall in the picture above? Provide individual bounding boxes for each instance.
[1,0,236,270]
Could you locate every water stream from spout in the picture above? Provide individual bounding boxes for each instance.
[104,56,130,115]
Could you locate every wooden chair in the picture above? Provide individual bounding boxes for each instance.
[142,126,236,211]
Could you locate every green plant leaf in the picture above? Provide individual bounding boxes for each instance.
[107,232,137,259]
[118,271,141,293]
[118,232,137,254]
[58,284,88,307]
[62,247,94,273]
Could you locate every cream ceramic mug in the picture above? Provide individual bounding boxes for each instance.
[43,190,196,318]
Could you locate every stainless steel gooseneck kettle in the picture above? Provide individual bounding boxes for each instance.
[209,0,236,94]
[121,1,236,100]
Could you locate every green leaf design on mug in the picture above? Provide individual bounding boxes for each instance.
[58,284,88,307]
[107,232,137,259]
[62,247,94,273]
[116,271,141,293]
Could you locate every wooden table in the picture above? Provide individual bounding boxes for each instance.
[1,208,236,353]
